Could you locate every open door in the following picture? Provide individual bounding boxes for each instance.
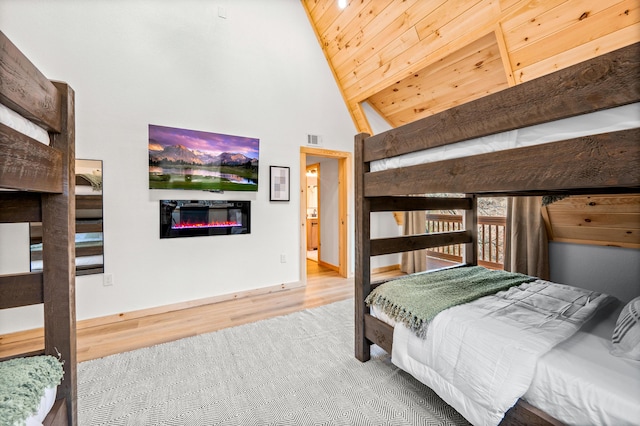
[300,147,350,282]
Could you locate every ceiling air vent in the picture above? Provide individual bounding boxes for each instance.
[307,134,322,146]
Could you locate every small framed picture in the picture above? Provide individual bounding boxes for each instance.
[270,166,290,202]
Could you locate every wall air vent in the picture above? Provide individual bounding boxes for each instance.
[307,134,322,146]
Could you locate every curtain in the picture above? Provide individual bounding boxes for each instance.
[400,211,427,273]
[504,197,549,280]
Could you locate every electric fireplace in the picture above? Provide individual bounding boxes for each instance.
[160,200,250,238]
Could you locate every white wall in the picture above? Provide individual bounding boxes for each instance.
[549,242,640,303]
[0,0,356,333]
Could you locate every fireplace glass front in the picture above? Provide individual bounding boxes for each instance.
[160,200,250,238]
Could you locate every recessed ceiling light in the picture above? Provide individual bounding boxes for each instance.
[338,0,347,9]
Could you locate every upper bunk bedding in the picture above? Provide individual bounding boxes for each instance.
[0,103,50,146]
[370,102,640,173]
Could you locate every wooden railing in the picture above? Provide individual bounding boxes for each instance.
[426,213,506,269]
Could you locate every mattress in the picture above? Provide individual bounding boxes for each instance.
[371,298,640,425]
[370,102,640,172]
[0,103,50,145]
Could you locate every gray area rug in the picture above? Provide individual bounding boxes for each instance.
[78,299,469,425]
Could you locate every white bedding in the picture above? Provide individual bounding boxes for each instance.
[0,103,50,146]
[372,279,617,426]
[24,386,57,426]
[525,300,640,426]
[370,102,640,172]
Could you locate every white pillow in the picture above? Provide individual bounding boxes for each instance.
[611,297,640,361]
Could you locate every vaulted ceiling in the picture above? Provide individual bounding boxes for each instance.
[302,0,639,134]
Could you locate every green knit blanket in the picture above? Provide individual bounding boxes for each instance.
[0,355,64,425]
[366,266,535,337]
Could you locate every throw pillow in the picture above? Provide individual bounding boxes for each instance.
[611,296,640,361]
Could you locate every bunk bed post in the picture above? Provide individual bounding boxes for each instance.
[354,132,371,362]
[463,194,477,266]
[43,81,77,426]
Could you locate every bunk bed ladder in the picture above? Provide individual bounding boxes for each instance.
[355,133,478,361]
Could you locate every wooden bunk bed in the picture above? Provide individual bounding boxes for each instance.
[355,42,639,426]
[0,31,77,425]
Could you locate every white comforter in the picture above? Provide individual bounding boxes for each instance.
[391,279,612,426]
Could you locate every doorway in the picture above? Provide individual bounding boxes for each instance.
[306,163,320,263]
[299,147,350,281]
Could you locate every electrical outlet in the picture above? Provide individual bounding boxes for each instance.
[103,273,114,286]
[280,254,286,263]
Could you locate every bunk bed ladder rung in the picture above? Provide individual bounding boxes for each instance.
[370,231,473,257]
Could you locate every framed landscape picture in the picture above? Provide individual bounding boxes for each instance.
[149,124,259,192]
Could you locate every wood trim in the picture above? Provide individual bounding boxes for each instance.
[75,280,304,330]
[338,156,349,277]
[363,42,640,162]
[549,236,640,250]
[540,205,554,240]
[317,260,339,272]
[494,24,516,87]
[0,30,62,132]
[365,128,640,197]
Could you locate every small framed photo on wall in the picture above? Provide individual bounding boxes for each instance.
[270,166,290,202]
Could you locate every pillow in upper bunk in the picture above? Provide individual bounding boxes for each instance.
[611,296,640,361]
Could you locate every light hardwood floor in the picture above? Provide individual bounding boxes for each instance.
[0,260,403,363]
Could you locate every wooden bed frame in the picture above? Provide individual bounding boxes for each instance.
[0,31,77,425]
[30,174,104,276]
[355,42,639,425]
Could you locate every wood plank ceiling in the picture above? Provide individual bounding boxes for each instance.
[302,0,640,135]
